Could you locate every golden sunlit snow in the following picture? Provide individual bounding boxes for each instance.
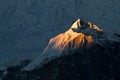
[49,19,102,50]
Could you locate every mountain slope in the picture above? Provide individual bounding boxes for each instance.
[3,40,120,80]
[23,19,104,71]
[30,42,120,80]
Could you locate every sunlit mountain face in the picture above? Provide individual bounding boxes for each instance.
[49,19,102,50]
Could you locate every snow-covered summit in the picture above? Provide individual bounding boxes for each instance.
[48,18,103,50]
[23,19,105,71]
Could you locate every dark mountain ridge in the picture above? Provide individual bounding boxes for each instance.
[2,40,120,80]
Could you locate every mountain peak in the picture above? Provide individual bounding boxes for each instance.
[70,18,81,29]
[70,19,102,33]
[49,19,103,50]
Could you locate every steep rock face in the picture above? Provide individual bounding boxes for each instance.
[49,32,93,50]
[23,19,104,71]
